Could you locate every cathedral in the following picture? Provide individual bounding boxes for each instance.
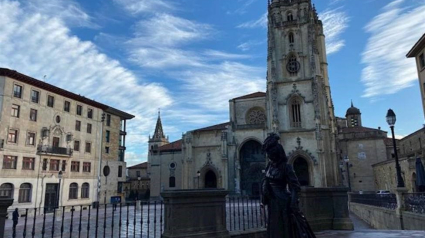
[148,0,341,199]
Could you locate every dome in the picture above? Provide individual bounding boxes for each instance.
[346,101,361,116]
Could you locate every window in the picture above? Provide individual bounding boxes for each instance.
[87,123,92,134]
[117,182,123,193]
[8,129,18,143]
[81,183,89,198]
[31,90,39,103]
[290,98,302,128]
[71,161,80,172]
[13,84,22,98]
[42,159,48,171]
[85,142,91,153]
[83,162,91,172]
[87,108,93,119]
[289,32,294,44]
[287,55,299,75]
[420,53,425,69]
[106,114,111,126]
[0,183,14,198]
[69,183,78,199]
[118,166,123,177]
[105,147,109,154]
[287,12,294,21]
[169,177,176,188]
[75,120,81,131]
[11,104,20,118]
[27,132,35,146]
[62,160,67,172]
[19,183,32,203]
[106,130,110,143]
[74,140,80,152]
[50,159,60,171]
[22,157,35,170]
[30,109,37,121]
[136,171,141,177]
[3,155,17,169]
[64,101,70,112]
[47,95,54,107]
[76,105,82,115]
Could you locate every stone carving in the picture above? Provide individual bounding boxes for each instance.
[283,84,306,105]
[246,108,266,125]
[288,137,318,166]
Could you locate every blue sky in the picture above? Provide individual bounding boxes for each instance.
[0,0,424,166]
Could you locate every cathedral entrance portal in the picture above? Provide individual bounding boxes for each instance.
[240,140,266,196]
[293,157,310,186]
[205,170,217,188]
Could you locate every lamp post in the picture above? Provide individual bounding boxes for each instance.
[57,171,63,208]
[137,176,141,201]
[386,109,405,188]
[197,171,201,189]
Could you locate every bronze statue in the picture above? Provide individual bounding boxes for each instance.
[261,133,316,238]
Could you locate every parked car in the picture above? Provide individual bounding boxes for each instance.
[376,190,390,194]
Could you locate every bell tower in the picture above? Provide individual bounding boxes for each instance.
[266,0,339,187]
[148,110,169,153]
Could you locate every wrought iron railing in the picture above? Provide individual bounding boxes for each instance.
[226,196,267,232]
[350,193,397,210]
[37,145,73,156]
[404,193,425,214]
[5,200,163,238]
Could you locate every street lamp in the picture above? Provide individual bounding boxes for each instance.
[137,176,141,201]
[197,171,201,189]
[57,171,63,208]
[386,109,405,188]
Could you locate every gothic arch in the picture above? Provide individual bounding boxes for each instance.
[288,153,315,187]
[283,84,306,105]
[239,140,266,196]
[199,164,222,189]
[288,96,303,128]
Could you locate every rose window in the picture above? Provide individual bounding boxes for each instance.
[247,109,266,125]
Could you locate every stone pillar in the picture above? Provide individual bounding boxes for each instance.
[331,188,354,230]
[395,187,408,230]
[0,198,13,238]
[161,189,230,238]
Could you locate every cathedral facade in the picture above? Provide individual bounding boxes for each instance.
[148,0,341,199]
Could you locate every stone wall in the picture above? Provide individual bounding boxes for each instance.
[402,211,425,230]
[229,229,266,238]
[349,202,401,230]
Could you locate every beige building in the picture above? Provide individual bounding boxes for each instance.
[127,162,150,200]
[407,33,425,119]
[0,68,133,215]
[148,0,344,199]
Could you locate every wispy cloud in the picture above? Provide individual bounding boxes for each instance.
[113,0,173,15]
[237,12,267,29]
[237,40,266,51]
[0,0,173,152]
[319,8,349,55]
[228,0,257,15]
[361,0,425,98]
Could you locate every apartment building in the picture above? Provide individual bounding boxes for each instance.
[0,68,134,214]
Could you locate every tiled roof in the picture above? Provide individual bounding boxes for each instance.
[0,68,134,119]
[193,122,230,132]
[159,139,182,151]
[340,127,385,133]
[232,92,266,100]
[128,162,148,169]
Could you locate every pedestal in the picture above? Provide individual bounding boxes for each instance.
[0,198,14,238]
[161,189,230,238]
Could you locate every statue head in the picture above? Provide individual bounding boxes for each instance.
[262,133,287,163]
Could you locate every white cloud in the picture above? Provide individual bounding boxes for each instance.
[361,0,425,98]
[319,8,349,55]
[237,12,268,29]
[113,0,173,15]
[0,0,173,151]
[228,0,257,15]
[237,40,266,51]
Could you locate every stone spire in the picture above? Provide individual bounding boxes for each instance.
[152,110,166,141]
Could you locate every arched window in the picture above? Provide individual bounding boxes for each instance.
[287,12,294,21]
[169,177,176,188]
[81,183,89,198]
[0,183,13,198]
[69,183,78,199]
[290,98,302,128]
[19,183,32,203]
[289,32,294,44]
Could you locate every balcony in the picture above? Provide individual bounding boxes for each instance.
[37,145,73,157]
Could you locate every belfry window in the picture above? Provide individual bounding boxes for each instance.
[290,98,302,128]
[289,32,294,44]
[287,12,294,21]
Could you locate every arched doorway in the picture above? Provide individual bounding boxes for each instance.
[293,157,310,186]
[240,140,266,196]
[205,170,217,188]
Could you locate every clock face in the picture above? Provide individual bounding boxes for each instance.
[286,58,300,74]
